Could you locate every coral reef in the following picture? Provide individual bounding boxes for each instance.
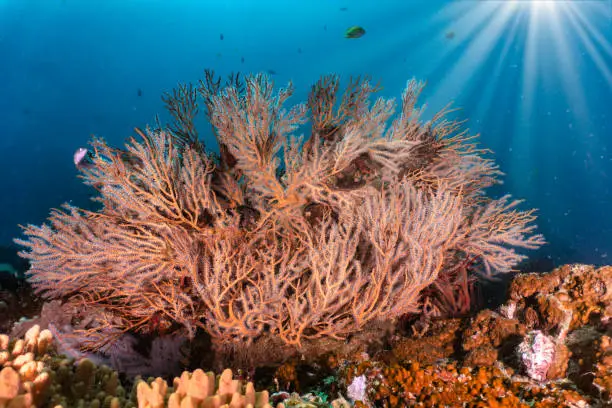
[0,327,283,408]
[0,326,132,407]
[391,318,461,365]
[461,309,526,368]
[340,360,590,408]
[379,264,611,404]
[517,330,558,382]
[11,300,186,378]
[15,72,544,366]
[45,358,128,407]
[25,70,612,406]
[507,264,611,334]
[505,264,611,385]
[0,263,611,406]
[592,334,612,400]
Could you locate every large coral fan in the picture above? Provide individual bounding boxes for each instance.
[15,72,544,359]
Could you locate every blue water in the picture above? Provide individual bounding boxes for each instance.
[1,0,611,269]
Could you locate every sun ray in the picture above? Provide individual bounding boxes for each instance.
[566,3,612,89]
[426,2,518,110]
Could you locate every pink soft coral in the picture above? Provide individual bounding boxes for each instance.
[16,72,545,360]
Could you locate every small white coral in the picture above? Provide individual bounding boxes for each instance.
[517,330,556,382]
[346,374,368,402]
[499,302,517,319]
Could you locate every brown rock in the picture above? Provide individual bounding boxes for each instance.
[464,345,498,367]
[547,342,571,380]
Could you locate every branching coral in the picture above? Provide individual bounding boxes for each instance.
[15,72,545,358]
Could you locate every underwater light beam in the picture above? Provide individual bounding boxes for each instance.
[546,3,590,125]
[426,2,516,109]
[529,1,559,11]
[566,4,612,89]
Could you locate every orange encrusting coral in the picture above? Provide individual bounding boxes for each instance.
[345,360,589,408]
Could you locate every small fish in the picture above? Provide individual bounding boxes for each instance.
[297,47,302,54]
[345,26,366,39]
[339,7,348,11]
[220,33,224,40]
[267,69,277,75]
[241,56,245,63]
[137,88,142,97]
[74,147,95,170]
[445,31,455,40]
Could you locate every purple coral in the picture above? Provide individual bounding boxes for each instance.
[517,330,556,382]
[347,374,368,402]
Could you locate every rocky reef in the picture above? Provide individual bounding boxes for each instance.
[0,263,610,407]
